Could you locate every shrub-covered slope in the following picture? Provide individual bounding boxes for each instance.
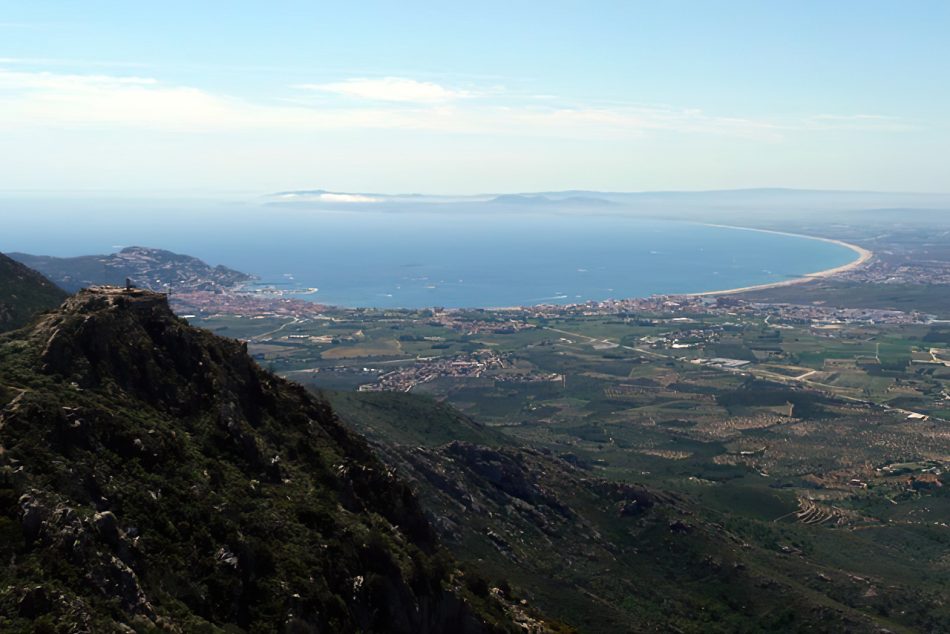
[9,247,251,293]
[0,252,67,332]
[329,390,948,634]
[0,287,529,632]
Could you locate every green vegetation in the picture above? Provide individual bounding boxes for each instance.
[740,280,950,317]
[202,298,950,632]
[0,252,66,332]
[5,239,950,632]
[9,246,252,293]
[327,389,949,634]
[0,289,531,632]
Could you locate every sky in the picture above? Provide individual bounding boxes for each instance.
[0,1,948,194]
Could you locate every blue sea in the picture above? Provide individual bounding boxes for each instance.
[1,200,857,308]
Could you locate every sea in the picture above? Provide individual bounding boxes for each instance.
[2,200,857,309]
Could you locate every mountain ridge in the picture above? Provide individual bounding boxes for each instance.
[0,286,539,632]
[328,390,948,633]
[0,252,67,332]
[10,247,252,294]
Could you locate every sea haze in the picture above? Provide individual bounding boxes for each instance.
[1,200,857,308]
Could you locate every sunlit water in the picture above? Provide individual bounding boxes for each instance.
[2,201,856,308]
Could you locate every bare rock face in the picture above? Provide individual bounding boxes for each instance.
[0,287,525,632]
[37,288,263,416]
[443,442,573,516]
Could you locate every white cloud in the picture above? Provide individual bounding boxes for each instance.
[804,113,912,132]
[280,192,380,203]
[0,68,157,88]
[296,76,470,103]
[0,56,151,69]
[0,67,909,142]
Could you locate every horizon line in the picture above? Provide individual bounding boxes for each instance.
[2,185,950,198]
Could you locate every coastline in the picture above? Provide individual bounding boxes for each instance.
[685,224,873,297]
[228,223,873,310]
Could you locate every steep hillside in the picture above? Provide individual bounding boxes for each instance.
[0,252,67,332]
[0,287,536,632]
[10,247,252,293]
[329,391,949,634]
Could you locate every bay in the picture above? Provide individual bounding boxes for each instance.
[0,201,857,308]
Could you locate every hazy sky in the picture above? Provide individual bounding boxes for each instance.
[1,1,948,194]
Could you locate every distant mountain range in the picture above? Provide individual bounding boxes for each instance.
[488,194,615,207]
[266,188,950,218]
[9,247,252,294]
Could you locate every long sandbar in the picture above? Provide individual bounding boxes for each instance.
[686,224,872,297]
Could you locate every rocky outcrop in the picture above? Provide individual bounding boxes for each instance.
[335,392,862,634]
[356,435,665,572]
[0,287,525,632]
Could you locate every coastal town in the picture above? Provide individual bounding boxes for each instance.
[358,350,501,392]
[19,226,950,421]
[154,226,950,408]
[162,227,942,334]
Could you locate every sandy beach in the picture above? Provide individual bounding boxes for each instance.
[686,224,873,297]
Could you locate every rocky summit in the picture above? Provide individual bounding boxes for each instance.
[0,287,538,632]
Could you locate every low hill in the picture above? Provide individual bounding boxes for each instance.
[0,252,67,332]
[0,287,539,632]
[10,247,252,294]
